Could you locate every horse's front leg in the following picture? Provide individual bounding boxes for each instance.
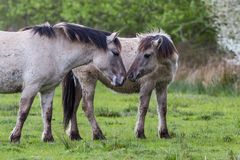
[81,79,105,140]
[155,84,170,138]
[10,85,39,143]
[135,85,153,139]
[40,89,55,142]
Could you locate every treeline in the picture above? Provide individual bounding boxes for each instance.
[0,0,215,43]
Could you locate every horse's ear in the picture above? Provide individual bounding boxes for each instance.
[107,32,119,43]
[152,36,163,49]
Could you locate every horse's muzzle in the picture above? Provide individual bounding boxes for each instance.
[111,75,125,86]
[127,72,140,82]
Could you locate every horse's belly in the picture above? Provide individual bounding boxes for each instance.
[40,80,61,92]
[0,69,23,93]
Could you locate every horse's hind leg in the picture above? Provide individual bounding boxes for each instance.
[135,83,153,139]
[81,78,105,140]
[10,85,39,143]
[68,81,82,140]
[40,89,55,142]
[156,84,170,138]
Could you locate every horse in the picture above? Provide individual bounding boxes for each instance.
[62,31,178,140]
[0,22,126,143]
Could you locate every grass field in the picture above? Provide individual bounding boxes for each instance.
[0,82,240,160]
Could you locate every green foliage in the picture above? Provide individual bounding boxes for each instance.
[0,0,62,30]
[0,0,215,43]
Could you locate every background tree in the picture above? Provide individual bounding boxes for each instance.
[206,0,240,63]
[0,0,215,44]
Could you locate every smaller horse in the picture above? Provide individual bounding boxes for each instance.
[0,22,125,142]
[62,32,178,140]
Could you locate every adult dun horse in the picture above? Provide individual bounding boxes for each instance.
[0,22,126,142]
[62,32,178,140]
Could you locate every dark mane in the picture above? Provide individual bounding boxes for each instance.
[138,34,177,58]
[21,22,121,51]
[21,22,56,38]
[54,23,121,51]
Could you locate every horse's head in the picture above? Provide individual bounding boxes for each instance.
[127,33,178,82]
[52,23,126,86]
[93,32,126,86]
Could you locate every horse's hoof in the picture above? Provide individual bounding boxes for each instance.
[69,132,82,141]
[10,133,21,143]
[135,131,146,139]
[42,134,54,142]
[159,130,171,139]
[93,132,106,140]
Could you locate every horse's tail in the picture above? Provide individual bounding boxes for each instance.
[62,71,80,129]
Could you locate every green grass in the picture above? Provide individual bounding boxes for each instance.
[0,82,240,159]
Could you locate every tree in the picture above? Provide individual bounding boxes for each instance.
[0,0,215,43]
[206,0,240,62]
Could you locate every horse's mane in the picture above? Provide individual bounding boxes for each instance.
[21,22,56,38]
[21,22,121,51]
[137,31,178,58]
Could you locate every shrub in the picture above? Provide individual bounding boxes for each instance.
[0,0,216,44]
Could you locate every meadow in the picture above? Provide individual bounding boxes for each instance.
[0,83,239,160]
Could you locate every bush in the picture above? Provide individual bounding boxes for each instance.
[0,0,216,43]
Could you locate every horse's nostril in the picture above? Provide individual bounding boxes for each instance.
[136,72,141,79]
[127,72,137,82]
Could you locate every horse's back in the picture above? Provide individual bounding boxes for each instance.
[119,38,139,71]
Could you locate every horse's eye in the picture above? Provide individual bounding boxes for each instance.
[144,54,151,58]
[112,51,119,56]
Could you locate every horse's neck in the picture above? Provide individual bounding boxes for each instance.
[154,58,177,83]
[56,40,95,76]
